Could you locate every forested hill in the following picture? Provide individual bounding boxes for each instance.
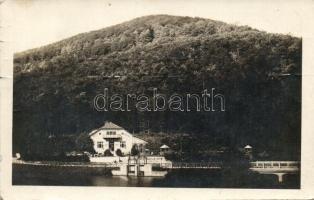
[13,15,301,159]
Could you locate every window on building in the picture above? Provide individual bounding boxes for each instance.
[120,141,126,148]
[97,141,103,148]
[107,131,116,135]
[139,144,143,152]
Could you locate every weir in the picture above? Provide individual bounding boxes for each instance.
[111,156,169,177]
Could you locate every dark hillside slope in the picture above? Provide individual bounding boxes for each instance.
[13,15,301,159]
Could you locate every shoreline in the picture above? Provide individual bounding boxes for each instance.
[12,159,118,168]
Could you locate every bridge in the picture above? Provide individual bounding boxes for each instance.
[161,162,222,169]
[249,161,300,183]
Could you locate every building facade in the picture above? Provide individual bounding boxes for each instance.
[89,121,147,156]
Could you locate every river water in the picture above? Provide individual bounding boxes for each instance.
[12,164,299,188]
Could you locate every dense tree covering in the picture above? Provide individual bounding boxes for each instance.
[13,15,301,160]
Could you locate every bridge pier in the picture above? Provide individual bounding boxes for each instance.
[275,173,285,183]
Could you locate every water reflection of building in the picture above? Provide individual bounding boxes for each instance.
[89,121,147,156]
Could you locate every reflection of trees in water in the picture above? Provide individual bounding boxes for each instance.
[13,164,299,188]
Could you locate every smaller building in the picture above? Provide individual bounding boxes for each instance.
[244,144,253,159]
[159,144,171,155]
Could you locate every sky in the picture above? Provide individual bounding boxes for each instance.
[1,0,312,53]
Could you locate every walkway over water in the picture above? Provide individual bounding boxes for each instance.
[250,161,299,170]
[249,161,300,182]
[161,162,222,169]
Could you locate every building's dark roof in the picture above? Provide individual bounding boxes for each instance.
[89,121,147,143]
[133,136,148,144]
[89,121,124,136]
[101,121,123,129]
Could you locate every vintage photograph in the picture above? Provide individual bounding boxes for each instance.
[10,0,301,189]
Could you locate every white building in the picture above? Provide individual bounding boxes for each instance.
[89,121,147,156]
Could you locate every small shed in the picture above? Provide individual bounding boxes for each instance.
[243,144,253,159]
[159,144,170,155]
[160,144,170,150]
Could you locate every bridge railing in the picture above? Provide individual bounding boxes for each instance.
[250,161,300,169]
[164,162,222,169]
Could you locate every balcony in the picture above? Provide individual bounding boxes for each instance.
[103,134,121,139]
